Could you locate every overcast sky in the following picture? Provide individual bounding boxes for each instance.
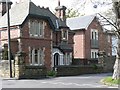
[11,0,73,11]
[10,0,112,15]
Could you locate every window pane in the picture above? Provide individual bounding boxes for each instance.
[39,22,42,35]
[95,52,97,58]
[62,30,68,40]
[35,49,38,64]
[39,49,42,64]
[95,32,96,40]
[33,22,36,35]
[92,52,94,58]
[32,49,35,65]
[36,21,39,35]
[92,32,94,39]
[39,21,44,36]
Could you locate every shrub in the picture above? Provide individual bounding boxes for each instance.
[47,70,57,77]
[92,64,98,70]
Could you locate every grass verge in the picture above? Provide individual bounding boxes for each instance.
[101,77,120,86]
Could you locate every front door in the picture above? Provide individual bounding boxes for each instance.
[54,53,60,67]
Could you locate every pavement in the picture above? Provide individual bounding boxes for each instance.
[1,73,119,88]
[0,77,2,90]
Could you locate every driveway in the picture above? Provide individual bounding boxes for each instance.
[1,73,118,88]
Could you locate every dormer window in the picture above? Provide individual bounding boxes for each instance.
[62,29,68,40]
[29,20,45,37]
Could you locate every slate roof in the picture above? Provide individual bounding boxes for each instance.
[0,0,68,30]
[66,15,96,30]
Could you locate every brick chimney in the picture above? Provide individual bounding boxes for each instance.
[0,0,12,18]
[55,0,67,22]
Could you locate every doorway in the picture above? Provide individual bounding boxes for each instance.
[54,53,60,67]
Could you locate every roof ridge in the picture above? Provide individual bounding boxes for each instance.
[67,14,96,20]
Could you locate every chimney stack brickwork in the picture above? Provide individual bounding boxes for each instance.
[0,0,12,18]
[55,0,67,22]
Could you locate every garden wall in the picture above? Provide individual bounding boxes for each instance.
[0,60,15,78]
[56,65,103,76]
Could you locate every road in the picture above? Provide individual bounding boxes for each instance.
[1,73,118,88]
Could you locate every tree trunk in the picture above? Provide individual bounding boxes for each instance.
[112,48,120,80]
[112,1,120,80]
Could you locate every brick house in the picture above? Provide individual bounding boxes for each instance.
[0,0,74,78]
[67,15,112,65]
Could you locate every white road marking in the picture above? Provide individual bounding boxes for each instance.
[39,81,118,88]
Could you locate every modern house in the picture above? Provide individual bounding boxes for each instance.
[67,15,112,65]
[0,0,74,78]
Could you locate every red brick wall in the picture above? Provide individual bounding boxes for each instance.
[85,18,99,59]
[99,32,112,56]
[86,18,112,59]
[74,30,85,59]
[11,40,19,55]
[53,31,61,45]
[68,31,74,50]
[73,17,112,60]
[20,18,52,70]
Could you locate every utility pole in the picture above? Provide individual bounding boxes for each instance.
[6,0,12,78]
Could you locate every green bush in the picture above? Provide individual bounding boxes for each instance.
[92,64,98,70]
[47,70,57,77]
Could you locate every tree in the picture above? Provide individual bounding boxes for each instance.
[66,8,82,18]
[97,1,120,80]
[111,1,120,80]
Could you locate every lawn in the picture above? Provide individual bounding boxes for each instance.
[102,77,120,86]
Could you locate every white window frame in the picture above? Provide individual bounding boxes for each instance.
[29,20,45,37]
[91,49,98,59]
[64,53,71,65]
[91,29,98,40]
[62,29,68,40]
[29,47,45,66]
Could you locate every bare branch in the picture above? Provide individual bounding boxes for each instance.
[98,13,118,30]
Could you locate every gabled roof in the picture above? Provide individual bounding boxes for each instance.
[0,0,68,30]
[66,15,96,30]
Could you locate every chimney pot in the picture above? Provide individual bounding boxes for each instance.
[46,7,49,10]
[38,5,40,8]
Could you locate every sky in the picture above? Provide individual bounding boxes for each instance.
[11,0,74,12]
[10,0,112,15]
